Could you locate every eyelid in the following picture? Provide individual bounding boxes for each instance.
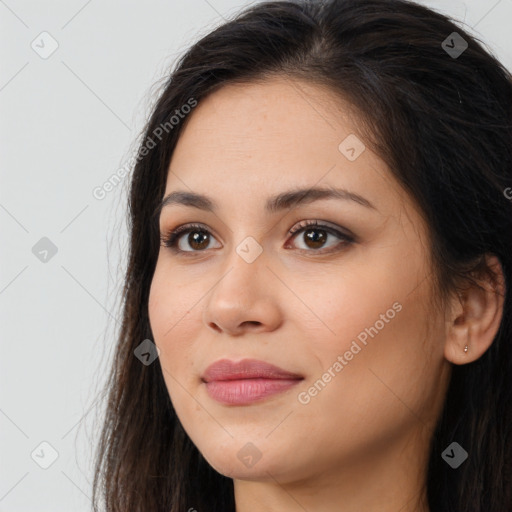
[288,219,352,236]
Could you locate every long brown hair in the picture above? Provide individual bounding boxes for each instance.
[91,1,512,510]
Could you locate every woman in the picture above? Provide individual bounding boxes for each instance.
[92,0,512,510]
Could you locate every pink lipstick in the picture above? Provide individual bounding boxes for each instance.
[201,358,303,405]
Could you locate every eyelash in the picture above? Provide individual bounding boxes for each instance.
[160,220,354,256]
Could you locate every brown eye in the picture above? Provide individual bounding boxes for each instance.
[302,227,328,249]
[186,231,210,250]
[161,220,353,255]
[161,223,220,252]
[286,220,354,253]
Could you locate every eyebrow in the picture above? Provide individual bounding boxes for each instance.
[156,186,376,218]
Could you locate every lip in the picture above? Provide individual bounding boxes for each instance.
[201,358,304,405]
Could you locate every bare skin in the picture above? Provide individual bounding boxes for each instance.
[148,76,505,512]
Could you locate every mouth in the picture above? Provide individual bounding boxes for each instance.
[201,358,304,405]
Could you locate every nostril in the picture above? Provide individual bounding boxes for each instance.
[243,321,261,328]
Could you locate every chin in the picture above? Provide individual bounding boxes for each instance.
[199,442,283,481]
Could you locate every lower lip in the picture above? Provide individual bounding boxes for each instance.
[204,378,302,405]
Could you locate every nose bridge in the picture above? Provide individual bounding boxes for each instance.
[218,233,267,294]
[201,232,278,331]
[234,233,265,266]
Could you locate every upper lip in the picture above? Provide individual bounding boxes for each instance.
[201,358,304,383]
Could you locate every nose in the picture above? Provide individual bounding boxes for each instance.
[201,241,283,336]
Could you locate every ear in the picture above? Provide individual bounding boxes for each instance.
[444,254,506,365]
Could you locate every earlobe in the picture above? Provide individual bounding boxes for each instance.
[444,254,506,365]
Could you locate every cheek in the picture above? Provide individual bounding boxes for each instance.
[148,279,200,425]
[292,262,404,356]
[294,256,436,412]
[148,257,201,335]
[148,262,201,379]
[148,270,211,452]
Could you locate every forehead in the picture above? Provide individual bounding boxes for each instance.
[163,77,409,218]
[170,78,357,172]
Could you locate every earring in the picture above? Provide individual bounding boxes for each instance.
[464,345,468,353]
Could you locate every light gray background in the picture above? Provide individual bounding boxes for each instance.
[1,1,510,510]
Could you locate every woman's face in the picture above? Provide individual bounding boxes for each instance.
[148,77,451,487]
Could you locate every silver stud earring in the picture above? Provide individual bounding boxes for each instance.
[464,345,468,353]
